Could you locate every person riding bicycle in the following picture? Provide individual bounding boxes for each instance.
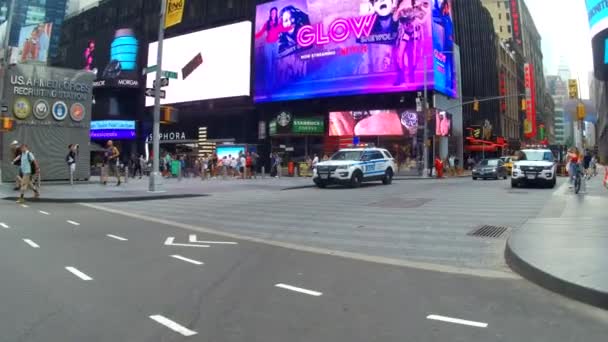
[566,147,581,189]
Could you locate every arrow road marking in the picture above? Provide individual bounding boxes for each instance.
[23,239,40,248]
[426,314,488,328]
[188,234,238,245]
[149,315,197,336]
[106,234,128,241]
[275,283,323,296]
[164,237,209,248]
[65,266,93,281]
[171,255,204,265]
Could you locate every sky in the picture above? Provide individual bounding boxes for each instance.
[525,0,593,98]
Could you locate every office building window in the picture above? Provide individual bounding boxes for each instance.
[499,13,502,20]
[505,1,509,8]
[507,25,512,33]
[500,26,503,33]
[497,1,500,7]
[506,13,510,20]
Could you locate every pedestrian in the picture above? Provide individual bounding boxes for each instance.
[66,144,78,185]
[16,144,40,203]
[448,154,456,176]
[232,156,240,178]
[246,152,253,179]
[104,140,121,186]
[270,153,276,177]
[274,153,282,178]
[312,153,319,171]
[583,150,593,180]
[201,154,209,180]
[137,155,146,178]
[240,153,247,179]
[221,156,228,179]
[251,151,259,179]
[10,140,22,191]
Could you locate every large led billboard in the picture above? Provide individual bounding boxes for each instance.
[329,109,420,136]
[17,23,53,64]
[587,0,608,38]
[253,0,456,102]
[146,21,252,107]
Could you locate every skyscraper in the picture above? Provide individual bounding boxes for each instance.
[0,0,68,60]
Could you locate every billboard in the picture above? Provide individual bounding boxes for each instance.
[329,109,420,136]
[92,28,141,89]
[253,0,457,102]
[90,120,136,140]
[587,0,608,38]
[17,23,53,64]
[524,63,537,139]
[146,21,252,106]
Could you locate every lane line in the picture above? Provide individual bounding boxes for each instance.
[23,239,40,248]
[275,283,322,296]
[65,266,93,281]
[171,255,204,265]
[106,234,128,241]
[149,315,198,337]
[0,223,9,229]
[20,204,29,208]
[38,210,50,215]
[426,314,488,328]
[67,220,80,226]
[188,234,238,245]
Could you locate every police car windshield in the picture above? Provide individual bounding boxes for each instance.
[331,151,364,161]
[521,150,553,161]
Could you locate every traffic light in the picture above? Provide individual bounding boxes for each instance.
[521,99,526,111]
[576,102,586,121]
[473,98,479,111]
[0,117,14,132]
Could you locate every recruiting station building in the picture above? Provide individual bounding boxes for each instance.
[1,64,94,182]
[253,0,462,174]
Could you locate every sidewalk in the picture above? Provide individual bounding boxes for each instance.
[505,171,608,309]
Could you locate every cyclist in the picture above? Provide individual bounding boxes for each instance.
[566,147,580,189]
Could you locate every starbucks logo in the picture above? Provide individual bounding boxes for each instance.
[33,99,50,120]
[277,112,292,127]
[13,97,32,120]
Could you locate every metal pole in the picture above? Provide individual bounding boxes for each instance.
[422,55,429,178]
[149,0,167,192]
[0,0,16,185]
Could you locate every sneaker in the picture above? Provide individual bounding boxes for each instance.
[16,197,24,204]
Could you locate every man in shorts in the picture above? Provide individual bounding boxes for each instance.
[104,140,121,186]
[17,144,40,203]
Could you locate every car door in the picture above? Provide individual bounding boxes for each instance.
[368,151,385,178]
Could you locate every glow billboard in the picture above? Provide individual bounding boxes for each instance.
[329,109,420,136]
[146,21,252,106]
[253,0,457,102]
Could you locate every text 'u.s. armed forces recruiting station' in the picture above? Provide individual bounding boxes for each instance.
[11,76,91,102]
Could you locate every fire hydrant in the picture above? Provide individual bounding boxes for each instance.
[434,157,444,178]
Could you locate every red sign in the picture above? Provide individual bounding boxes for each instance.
[510,0,522,46]
[499,71,506,112]
[523,63,536,139]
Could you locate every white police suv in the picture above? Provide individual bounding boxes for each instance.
[313,147,396,188]
[511,149,557,188]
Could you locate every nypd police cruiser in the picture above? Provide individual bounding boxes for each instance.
[313,147,396,188]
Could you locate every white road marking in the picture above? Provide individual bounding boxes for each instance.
[171,254,204,265]
[38,210,50,215]
[164,237,209,248]
[188,234,238,245]
[106,234,128,241]
[67,220,80,226]
[426,314,488,328]
[23,239,40,248]
[65,266,93,281]
[20,204,29,208]
[149,315,198,337]
[275,283,322,296]
[0,223,9,229]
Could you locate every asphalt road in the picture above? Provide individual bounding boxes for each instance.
[0,179,607,341]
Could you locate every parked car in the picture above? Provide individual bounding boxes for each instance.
[500,156,517,175]
[472,159,508,180]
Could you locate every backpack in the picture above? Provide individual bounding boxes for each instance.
[24,151,38,173]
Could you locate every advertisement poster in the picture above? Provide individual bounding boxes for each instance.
[90,120,136,140]
[17,23,53,64]
[329,109,420,136]
[254,0,456,102]
[146,21,252,106]
[92,28,140,89]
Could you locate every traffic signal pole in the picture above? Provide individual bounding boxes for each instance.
[149,0,167,192]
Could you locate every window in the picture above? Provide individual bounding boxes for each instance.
[499,13,502,20]
[370,151,384,160]
[507,25,512,33]
[505,1,509,8]
[497,1,500,7]
[506,13,510,20]
[500,26,503,33]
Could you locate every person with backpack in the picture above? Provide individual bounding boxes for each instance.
[17,144,40,203]
[10,140,22,190]
[66,144,78,185]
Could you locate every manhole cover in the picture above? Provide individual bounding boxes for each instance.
[368,198,432,209]
[467,225,509,238]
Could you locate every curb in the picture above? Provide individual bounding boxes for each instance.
[504,238,608,310]
[2,194,208,203]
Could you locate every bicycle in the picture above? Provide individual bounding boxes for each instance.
[573,164,583,194]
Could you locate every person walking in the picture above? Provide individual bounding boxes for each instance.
[240,153,247,179]
[312,153,319,171]
[251,152,259,179]
[66,144,78,185]
[104,140,121,186]
[17,144,40,203]
[274,153,282,178]
[137,155,146,179]
[201,154,209,180]
[245,152,253,179]
[10,140,22,191]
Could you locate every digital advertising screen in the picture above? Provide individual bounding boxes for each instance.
[329,109,420,137]
[216,146,246,161]
[435,110,452,136]
[146,21,252,107]
[17,23,53,64]
[587,0,608,38]
[253,0,456,102]
[90,120,136,140]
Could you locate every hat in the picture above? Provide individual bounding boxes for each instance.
[9,140,19,146]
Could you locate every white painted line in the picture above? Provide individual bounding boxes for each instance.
[38,210,50,215]
[171,254,204,265]
[0,223,9,229]
[275,283,322,296]
[23,239,40,248]
[20,204,29,208]
[67,220,80,226]
[106,234,128,241]
[65,266,93,281]
[426,314,488,328]
[164,237,209,248]
[189,234,238,245]
[149,315,198,337]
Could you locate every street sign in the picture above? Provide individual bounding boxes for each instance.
[144,65,158,74]
[1,105,8,113]
[165,0,185,29]
[162,70,178,79]
[145,88,166,99]
[153,78,170,88]
[568,79,579,99]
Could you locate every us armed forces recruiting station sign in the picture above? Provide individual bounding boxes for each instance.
[1,64,94,182]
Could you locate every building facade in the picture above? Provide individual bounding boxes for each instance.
[496,39,520,141]
[546,75,570,145]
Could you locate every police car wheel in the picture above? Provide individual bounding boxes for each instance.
[382,168,393,185]
[350,171,362,188]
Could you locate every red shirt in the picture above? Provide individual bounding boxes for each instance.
[255,23,293,43]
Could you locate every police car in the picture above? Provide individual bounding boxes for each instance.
[313,147,396,188]
[511,149,557,188]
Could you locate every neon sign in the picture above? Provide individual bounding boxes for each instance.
[296,15,376,48]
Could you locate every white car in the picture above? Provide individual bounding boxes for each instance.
[511,149,557,188]
[313,148,396,188]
